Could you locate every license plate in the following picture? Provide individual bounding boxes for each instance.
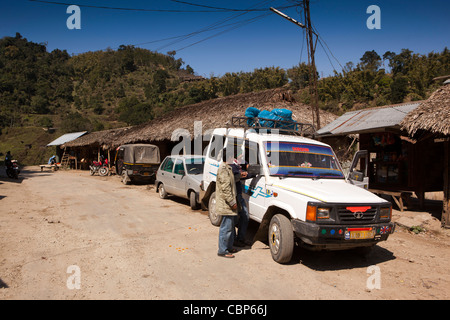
[345,228,375,240]
[143,172,150,176]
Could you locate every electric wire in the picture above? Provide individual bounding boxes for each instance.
[153,0,278,52]
[168,0,293,12]
[29,0,296,13]
[175,12,273,52]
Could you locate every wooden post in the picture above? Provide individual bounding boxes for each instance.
[108,149,111,170]
[442,140,450,228]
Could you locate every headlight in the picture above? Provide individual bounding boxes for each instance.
[306,206,331,221]
[380,207,392,220]
[317,207,330,219]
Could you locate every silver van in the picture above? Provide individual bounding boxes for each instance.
[155,155,205,210]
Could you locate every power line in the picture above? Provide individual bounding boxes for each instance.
[70,0,290,54]
[311,23,344,73]
[28,0,295,13]
[175,12,273,52]
[154,0,278,52]
[168,0,283,12]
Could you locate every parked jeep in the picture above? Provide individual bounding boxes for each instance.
[156,155,205,210]
[200,118,394,264]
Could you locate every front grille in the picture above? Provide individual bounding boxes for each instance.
[337,207,377,223]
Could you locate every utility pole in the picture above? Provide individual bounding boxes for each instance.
[303,0,320,130]
[270,1,321,130]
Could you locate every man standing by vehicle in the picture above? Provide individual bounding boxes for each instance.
[230,151,251,247]
[217,148,238,258]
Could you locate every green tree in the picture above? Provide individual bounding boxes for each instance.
[359,50,381,71]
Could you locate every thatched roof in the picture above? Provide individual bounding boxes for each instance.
[62,127,132,149]
[401,84,450,136]
[113,88,337,146]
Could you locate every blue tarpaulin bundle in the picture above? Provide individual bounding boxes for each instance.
[245,107,297,130]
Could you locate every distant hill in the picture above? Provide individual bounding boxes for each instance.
[1,32,448,165]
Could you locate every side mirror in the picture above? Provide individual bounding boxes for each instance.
[349,170,364,182]
[247,164,262,176]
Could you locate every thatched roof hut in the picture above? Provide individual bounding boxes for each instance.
[114,88,337,146]
[401,84,450,137]
[401,83,450,228]
[62,127,132,150]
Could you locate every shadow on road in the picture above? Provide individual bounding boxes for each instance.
[0,278,9,289]
[291,245,395,271]
[245,220,396,270]
[0,166,54,184]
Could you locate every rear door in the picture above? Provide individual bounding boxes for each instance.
[172,158,187,198]
[203,134,225,190]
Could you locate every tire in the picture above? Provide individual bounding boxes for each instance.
[89,166,95,176]
[99,166,109,176]
[122,172,130,185]
[268,214,294,264]
[208,191,222,226]
[189,191,200,210]
[158,183,168,199]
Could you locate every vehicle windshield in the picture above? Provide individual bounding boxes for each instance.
[185,157,205,175]
[264,141,344,179]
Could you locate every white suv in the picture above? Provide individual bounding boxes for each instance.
[200,123,394,264]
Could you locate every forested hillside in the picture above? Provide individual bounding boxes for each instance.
[1,33,449,132]
[0,33,449,164]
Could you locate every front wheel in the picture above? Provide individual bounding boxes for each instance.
[269,214,294,264]
[99,166,109,176]
[208,191,222,226]
[189,191,200,210]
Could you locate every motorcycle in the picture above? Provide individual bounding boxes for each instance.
[6,160,20,179]
[89,158,109,176]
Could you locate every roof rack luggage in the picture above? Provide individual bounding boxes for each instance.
[228,116,316,137]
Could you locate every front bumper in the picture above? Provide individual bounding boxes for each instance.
[292,219,395,250]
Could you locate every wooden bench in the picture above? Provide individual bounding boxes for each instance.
[369,189,412,212]
[40,164,59,172]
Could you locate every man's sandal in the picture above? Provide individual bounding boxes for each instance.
[218,253,235,258]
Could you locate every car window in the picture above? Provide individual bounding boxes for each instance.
[163,157,174,173]
[208,134,225,160]
[160,157,168,170]
[244,140,260,165]
[174,159,184,175]
[185,157,205,175]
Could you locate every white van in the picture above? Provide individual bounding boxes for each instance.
[200,121,394,264]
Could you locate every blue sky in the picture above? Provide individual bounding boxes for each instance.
[1,0,449,78]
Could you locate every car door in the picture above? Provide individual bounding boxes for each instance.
[160,157,175,193]
[242,140,268,221]
[172,158,187,198]
[347,150,369,189]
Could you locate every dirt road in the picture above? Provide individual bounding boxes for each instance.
[1,167,449,300]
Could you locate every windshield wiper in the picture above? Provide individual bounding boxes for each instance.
[288,170,313,175]
[274,171,313,179]
[312,172,344,180]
